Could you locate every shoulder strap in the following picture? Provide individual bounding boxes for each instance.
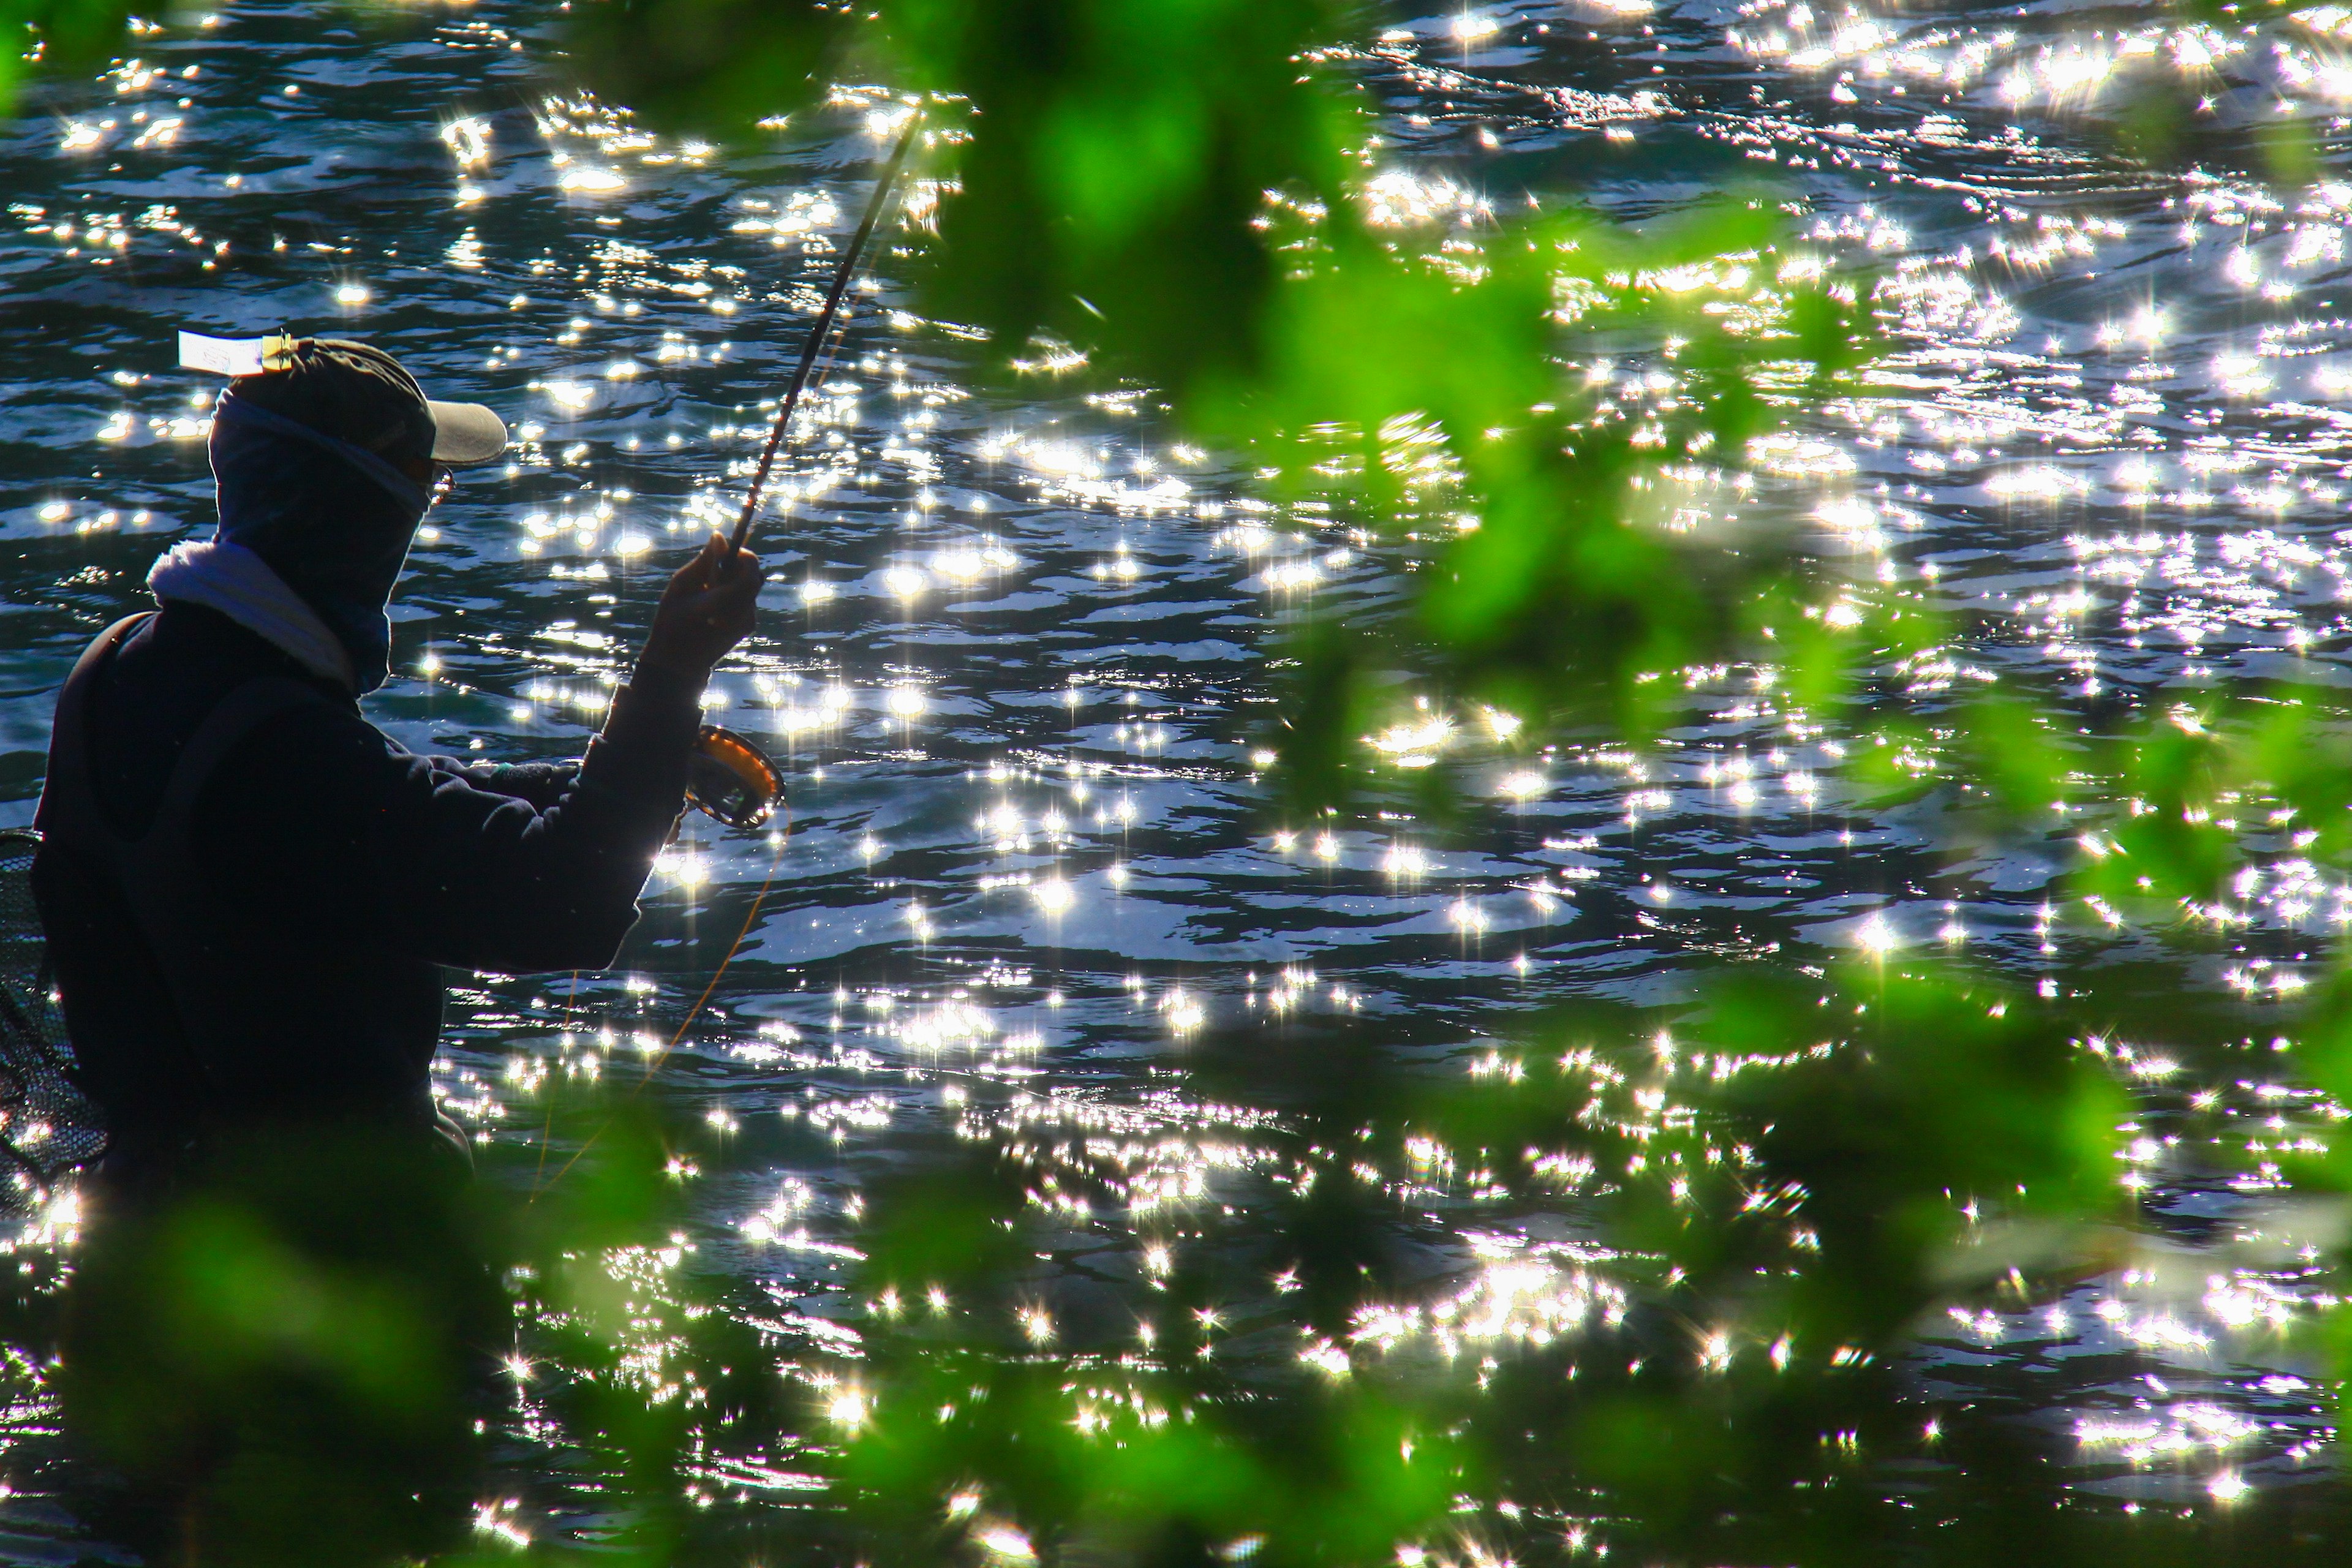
[35,614,154,842]
[146,677,331,839]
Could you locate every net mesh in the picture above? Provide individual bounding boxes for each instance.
[0,831,104,1193]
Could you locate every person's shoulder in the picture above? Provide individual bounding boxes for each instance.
[209,686,409,805]
[115,602,328,696]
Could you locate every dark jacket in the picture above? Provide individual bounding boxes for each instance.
[31,600,700,1159]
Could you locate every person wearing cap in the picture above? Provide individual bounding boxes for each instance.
[31,337,764,1194]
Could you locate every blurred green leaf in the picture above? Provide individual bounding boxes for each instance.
[1705,965,2127,1344]
[1952,691,2073,819]
[567,0,853,143]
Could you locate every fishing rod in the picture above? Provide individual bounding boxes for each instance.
[729,113,923,557]
[530,114,929,1195]
[678,111,924,830]
[442,120,922,836]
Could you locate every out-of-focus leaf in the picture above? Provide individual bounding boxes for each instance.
[1270,617,1375,814]
[7,0,137,81]
[567,0,851,143]
[1847,716,1939,806]
[1695,966,2126,1344]
[1951,690,2073,819]
[1782,278,1885,379]
[2082,707,2232,906]
[857,1150,1029,1300]
[889,0,1354,398]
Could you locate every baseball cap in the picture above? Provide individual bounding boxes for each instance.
[227,337,508,467]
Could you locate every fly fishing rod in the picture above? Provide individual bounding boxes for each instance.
[729,113,922,556]
[679,111,924,831]
[533,116,928,1195]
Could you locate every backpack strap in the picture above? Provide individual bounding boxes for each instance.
[35,614,154,844]
[144,677,330,845]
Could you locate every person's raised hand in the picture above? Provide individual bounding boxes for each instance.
[639,532,763,678]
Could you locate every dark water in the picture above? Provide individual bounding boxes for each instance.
[4,0,2352,1554]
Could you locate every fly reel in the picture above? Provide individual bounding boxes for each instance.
[685,725,784,831]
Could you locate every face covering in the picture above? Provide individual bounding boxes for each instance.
[205,390,431,694]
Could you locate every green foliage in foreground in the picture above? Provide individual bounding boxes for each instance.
[23,961,2334,1564]
[14,0,2352,1560]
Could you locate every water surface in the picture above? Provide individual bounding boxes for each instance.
[4,0,2352,1553]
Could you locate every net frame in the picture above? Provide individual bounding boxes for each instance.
[0,831,105,1193]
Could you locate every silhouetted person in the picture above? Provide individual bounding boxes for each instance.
[31,337,763,1564]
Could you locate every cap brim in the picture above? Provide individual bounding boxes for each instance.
[427,400,508,466]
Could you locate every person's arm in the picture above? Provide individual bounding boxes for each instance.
[198,535,763,973]
[445,759,580,810]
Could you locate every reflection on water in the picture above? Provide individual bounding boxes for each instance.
[7,0,2352,1553]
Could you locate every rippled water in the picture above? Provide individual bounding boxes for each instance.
[9,0,2352,1555]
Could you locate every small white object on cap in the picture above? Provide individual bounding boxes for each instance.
[427,399,508,466]
[178,331,298,377]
